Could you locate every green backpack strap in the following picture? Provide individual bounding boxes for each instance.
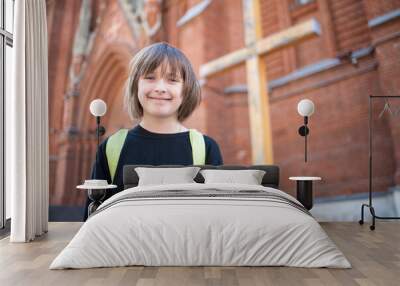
[106,129,128,183]
[189,129,206,165]
[106,128,205,182]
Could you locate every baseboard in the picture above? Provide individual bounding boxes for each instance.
[311,187,400,221]
[49,205,84,222]
[0,218,11,239]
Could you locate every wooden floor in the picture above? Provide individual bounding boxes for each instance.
[0,222,399,286]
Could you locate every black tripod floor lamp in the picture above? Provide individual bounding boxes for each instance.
[359,95,400,230]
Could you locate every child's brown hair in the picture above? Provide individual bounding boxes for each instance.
[124,42,201,122]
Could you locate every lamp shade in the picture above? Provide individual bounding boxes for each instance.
[90,99,107,117]
[297,99,315,117]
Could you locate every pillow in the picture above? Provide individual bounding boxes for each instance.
[135,167,201,186]
[200,169,266,185]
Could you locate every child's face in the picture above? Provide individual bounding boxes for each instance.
[137,64,183,120]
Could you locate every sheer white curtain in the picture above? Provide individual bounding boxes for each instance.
[9,0,49,242]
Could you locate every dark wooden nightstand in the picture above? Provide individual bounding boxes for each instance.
[77,182,117,216]
[289,176,321,210]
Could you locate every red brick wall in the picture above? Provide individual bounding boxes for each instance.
[50,0,135,205]
[261,0,286,79]
[271,66,387,198]
[47,0,400,206]
[363,0,400,184]
[47,0,82,204]
[330,0,371,52]
[362,0,400,19]
[292,2,326,68]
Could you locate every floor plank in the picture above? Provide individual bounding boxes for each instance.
[0,222,399,286]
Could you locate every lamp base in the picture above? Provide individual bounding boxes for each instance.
[298,126,309,136]
[97,126,106,136]
[87,188,106,216]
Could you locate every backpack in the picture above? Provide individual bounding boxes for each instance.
[105,128,206,182]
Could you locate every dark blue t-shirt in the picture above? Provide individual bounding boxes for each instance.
[83,125,223,220]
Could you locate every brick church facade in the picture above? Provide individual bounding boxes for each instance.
[46,0,400,219]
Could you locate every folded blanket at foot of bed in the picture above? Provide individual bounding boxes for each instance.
[50,183,351,269]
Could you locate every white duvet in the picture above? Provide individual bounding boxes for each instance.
[50,183,351,269]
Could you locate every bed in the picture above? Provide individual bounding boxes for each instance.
[50,165,351,269]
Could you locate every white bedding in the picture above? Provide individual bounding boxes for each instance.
[50,183,351,269]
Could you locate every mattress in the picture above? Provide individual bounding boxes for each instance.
[50,183,351,269]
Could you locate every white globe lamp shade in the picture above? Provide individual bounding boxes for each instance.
[297,99,315,117]
[90,99,107,117]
